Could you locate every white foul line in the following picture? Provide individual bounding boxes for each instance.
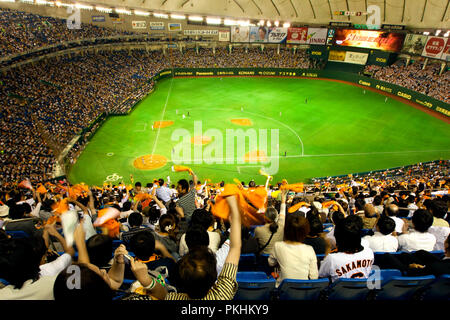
[151,77,174,155]
[168,149,450,164]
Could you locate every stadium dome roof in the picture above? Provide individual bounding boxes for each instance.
[84,0,449,29]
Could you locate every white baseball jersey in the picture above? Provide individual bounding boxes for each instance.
[318,246,374,282]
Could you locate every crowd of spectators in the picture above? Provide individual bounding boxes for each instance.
[0,7,133,57]
[0,161,448,300]
[364,60,450,104]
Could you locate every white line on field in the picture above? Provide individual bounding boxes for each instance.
[168,149,450,163]
[151,77,173,155]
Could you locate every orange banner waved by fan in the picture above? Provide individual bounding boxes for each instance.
[93,207,121,238]
[18,179,32,190]
[211,184,267,226]
[172,165,193,175]
[280,182,304,193]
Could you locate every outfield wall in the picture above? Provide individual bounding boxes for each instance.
[153,68,450,118]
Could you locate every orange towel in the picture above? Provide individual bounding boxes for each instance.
[211,184,267,226]
[18,179,32,190]
[94,207,120,238]
[280,183,304,193]
[172,165,193,175]
[288,201,309,213]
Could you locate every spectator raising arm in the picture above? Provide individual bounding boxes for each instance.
[130,257,168,300]
[225,195,242,266]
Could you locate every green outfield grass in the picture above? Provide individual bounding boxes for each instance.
[67,77,450,186]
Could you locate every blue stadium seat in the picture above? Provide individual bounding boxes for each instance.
[277,278,329,300]
[0,278,9,286]
[368,268,402,280]
[238,253,257,271]
[428,250,445,259]
[6,230,29,238]
[234,272,276,300]
[374,275,436,300]
[326,278,372,300]
[257,253,272,275]
[420,275,450,301]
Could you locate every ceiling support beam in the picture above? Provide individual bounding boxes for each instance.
[308,0,316,19]
[421,0,428,22]
[270,0,281,17]
[232,0,245,13]
[442,0,449,22]
[251,0,263,15]
[289,0,299,18]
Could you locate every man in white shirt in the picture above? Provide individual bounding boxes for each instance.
[384,204,404,235]
[398,209,436,252]
[156,178,173,203]
[319,216,374,282]
[363,215,398,253]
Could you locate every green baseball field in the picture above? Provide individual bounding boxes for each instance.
[67,77,450,186]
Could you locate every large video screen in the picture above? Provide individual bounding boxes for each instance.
[333,29,405,52]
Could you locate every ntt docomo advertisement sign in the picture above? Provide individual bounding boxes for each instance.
[422,36,448,59]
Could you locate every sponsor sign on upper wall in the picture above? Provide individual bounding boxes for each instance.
[149,22,165,30]
[402,34,428,55]
[440,39,450,61]
[287,27,308,44]
[184,30,219,36]
[249,26,269,43]
[422,36,447,59]
[267,27,288,43]
[132,21,146,29]
[231,26,249,42]
[168,23,182,31]
[306,28,327,45]
[92,16,105,22]
[219,30,230,42]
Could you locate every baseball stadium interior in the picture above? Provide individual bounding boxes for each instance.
[0,0,449,306]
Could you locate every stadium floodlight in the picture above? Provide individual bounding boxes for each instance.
[134,10,150,16]
[171,14,186,19]
[75,3,93,10]
[206,17,221,25]
[20,0,34,3]
[435,30,441,36]
[153,12,169,19]
[283,22,290,28]
[266,20,271,27]
[237,20,250,26]
[0,0,16,3]
[224,19,237,26]
[115,8,132,15]
[423,31,430,35]
[188,16,204,21]
[258,20,265,26]
[35,0,51,5]
[444,31,450,37]
[95,6,112,13]
[274,20,279,27]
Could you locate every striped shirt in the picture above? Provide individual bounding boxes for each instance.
[176,188,197,222]
[165,263,238,300]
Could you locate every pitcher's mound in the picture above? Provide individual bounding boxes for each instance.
[191,136,212,145]
[153,120,174,129]
[244,150,268,162]
[133,154,167,170]
[231,118,252,126]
